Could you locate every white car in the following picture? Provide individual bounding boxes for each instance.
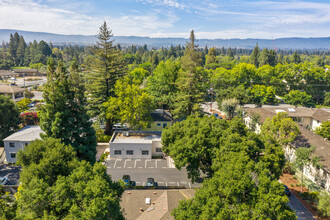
[0,177,8,185]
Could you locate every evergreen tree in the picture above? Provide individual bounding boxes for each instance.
[16,36,27,66]
[0,95,20,147]
[292,51,301,64]
[250,43,260,67]
[86,21,126,135]
[40,57,97,163]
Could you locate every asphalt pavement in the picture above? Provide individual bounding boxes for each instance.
[0,164,20,185]
[288,193,315,220]
[106,158,200,188]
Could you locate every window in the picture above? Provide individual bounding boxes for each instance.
[157,123,161,127]
[156,148,162,152]
[114,150,121,155]
[142,150,149,155]
[9,143,15,147]
[126,150,133,155]
[163,123,167,128]
[10,153,16,158]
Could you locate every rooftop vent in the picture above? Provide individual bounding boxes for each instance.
[123,131,129,137]
[288,108,296,112]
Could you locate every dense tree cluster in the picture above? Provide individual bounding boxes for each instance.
[0,138,124,219]
[162,116,295,219]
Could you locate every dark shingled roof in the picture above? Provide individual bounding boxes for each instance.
[151,110,173,122]
[292,126,330,170]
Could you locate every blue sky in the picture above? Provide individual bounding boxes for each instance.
[0,0,329,39]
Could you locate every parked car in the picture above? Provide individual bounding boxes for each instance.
[213,113,223,119]
[284,185,291,196]
[28,101,37,108]
[146,177,158,187]
[122,175,136,187]
[0,177,8,185]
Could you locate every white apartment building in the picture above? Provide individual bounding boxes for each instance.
[3,125,42,163]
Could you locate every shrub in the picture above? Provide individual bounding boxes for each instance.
[20,112,39,126]
[99,152,110,162]
[283,162,295,174]
[318,192,330,217]
[95,128,111,142]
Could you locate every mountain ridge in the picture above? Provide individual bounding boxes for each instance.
[0,29,329,49]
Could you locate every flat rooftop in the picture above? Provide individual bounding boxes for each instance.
[111,132,161,144]
[3,125,43,142]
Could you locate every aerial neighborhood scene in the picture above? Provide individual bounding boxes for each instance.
[1,0,330,219]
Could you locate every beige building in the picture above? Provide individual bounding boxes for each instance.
[144,109,173,132]
[244,107,330,192]
[121,189,195,220]
[0,84,26,103]
[109,131,163,159]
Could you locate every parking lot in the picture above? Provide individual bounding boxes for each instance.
[106,158,200,188]
[106,158,170,169]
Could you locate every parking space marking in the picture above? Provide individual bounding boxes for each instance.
[145,159,151,168]
[155,159,162,168]
[177,182,180,186]
[124,159,132,168]
[134,159,141,168]
[143,182,145,186]
[189,183,191,188]
[166,182,168,186]
[113,159,122,168]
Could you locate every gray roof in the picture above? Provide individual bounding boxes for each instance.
[3,126,43,142]
[112,132,161,144]
[245,107,330,123]
[151,109,173,122]
[0,84,26,94]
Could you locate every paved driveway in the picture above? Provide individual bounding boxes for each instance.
[0,164,20,185]
[288,194,314,220]
[106,158,200,188]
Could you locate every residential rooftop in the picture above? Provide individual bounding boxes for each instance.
[3,125,43,142]
[151,109,173,122]
[111,132,161,144]
[244,107,330,124]
[121,189,195,220]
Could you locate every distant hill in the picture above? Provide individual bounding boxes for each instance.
[0,29,329,50]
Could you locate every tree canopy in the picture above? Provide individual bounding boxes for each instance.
[14,138,124,219]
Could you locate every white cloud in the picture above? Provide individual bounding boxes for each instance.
[0,0,179,36]
[137,0,185,9]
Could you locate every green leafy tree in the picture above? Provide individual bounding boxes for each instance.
[284,90,312,107]
[324,92,330,106]
[146,60,179,110]
[315,121,330,140]
[249,85,278,107]
[220,98,239,120]
[0,185,17,220]
[205,47,217,65]
[261,112,301,146]
[294,146,319,192]
[318,192,330,217]
[215,85,248,106]
[86,22,126,135]
[173,152,295,219]
[162,116,263,182]
[40,57,97,163]
[103,76,153,130]
[0,95,20,147]
[16,138,124,219]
